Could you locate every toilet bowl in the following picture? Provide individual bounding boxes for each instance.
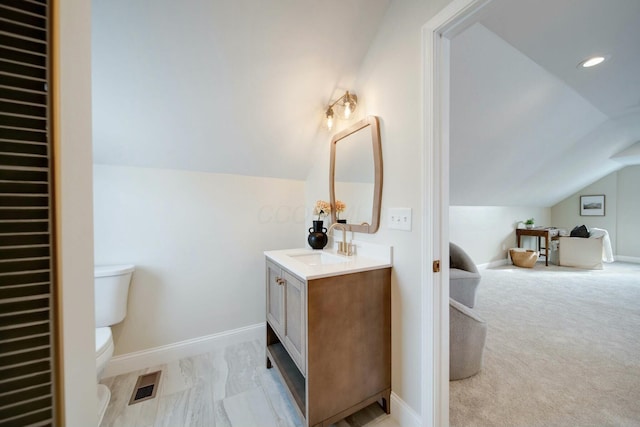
[96,327,114,377]
[94,264,134,426]
[96,327,114,424]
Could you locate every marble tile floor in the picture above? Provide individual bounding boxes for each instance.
[99,339,399,427]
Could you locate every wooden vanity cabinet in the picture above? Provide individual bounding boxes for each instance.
[265,258,391,427]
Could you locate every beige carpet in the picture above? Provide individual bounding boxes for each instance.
[449,261,640,427]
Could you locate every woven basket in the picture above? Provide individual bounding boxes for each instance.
[510,248,539,268]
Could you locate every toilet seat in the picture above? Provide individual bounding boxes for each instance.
[96,327,114,377]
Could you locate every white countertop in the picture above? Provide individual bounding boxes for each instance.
[265,242,392,280]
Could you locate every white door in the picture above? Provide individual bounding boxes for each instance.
[422,1,488,426]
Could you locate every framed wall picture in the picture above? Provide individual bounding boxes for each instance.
[580,195,605,216]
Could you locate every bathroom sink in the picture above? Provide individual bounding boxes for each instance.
[288,252,349,266]
[265,243,392,280]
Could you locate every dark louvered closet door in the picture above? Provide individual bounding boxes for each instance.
[0,0,56,426]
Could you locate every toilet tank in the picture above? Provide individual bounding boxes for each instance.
[94,264,135,328]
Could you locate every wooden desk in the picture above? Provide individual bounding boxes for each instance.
[516,227,556,266]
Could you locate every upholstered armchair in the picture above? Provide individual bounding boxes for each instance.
[558,236,604,269]
[558,227,613,270]
[450,298,487,380]
[450,242,481,308]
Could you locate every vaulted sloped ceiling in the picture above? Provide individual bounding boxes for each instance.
[94,0,639,207]
[92,0,390,179]
[450,0,640,207]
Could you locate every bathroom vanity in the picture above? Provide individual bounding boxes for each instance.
[264,245,392,427]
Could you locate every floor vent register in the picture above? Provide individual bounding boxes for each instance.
[129,371,162,405]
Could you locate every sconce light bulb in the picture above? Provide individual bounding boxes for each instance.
[344,102,352,119]
[325,107,334,130]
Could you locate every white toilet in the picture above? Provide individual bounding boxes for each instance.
[95,264,135,425]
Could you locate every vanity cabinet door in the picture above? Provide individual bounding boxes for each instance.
[266,260,285,339]
[283,271,306,375]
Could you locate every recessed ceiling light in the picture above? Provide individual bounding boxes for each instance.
[578,56,607,69]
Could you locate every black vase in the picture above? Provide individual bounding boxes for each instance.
[307,220,328,249]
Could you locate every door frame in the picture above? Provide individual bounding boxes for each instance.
[420,1,489,426]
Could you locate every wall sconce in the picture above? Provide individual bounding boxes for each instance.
[325,91,358,130]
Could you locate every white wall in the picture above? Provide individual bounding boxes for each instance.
[306,0,454,417]
[551,172,617,248]
[94,165,304,355]
[54,1,97,426]
[551,165,640,258]
[449,206,551,265]
[449,166,640,266]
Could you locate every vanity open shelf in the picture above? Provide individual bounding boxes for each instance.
[266,326,306,413]
[264,248,392,427]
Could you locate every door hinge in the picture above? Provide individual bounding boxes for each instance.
[433,260,441,273]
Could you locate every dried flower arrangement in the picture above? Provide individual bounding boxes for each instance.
[313,200,331,221]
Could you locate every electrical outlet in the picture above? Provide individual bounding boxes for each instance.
[388,208,412,231]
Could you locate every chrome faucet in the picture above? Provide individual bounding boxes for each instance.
[327,223,354,256]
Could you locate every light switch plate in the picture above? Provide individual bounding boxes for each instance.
[388,208,412,231]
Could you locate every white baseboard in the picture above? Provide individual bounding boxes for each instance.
[477,258,509,270]
[103,322,265,378]
[615,255,640,264]
[390,392,421,427]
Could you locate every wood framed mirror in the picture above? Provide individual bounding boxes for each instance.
[329,115,382,233]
